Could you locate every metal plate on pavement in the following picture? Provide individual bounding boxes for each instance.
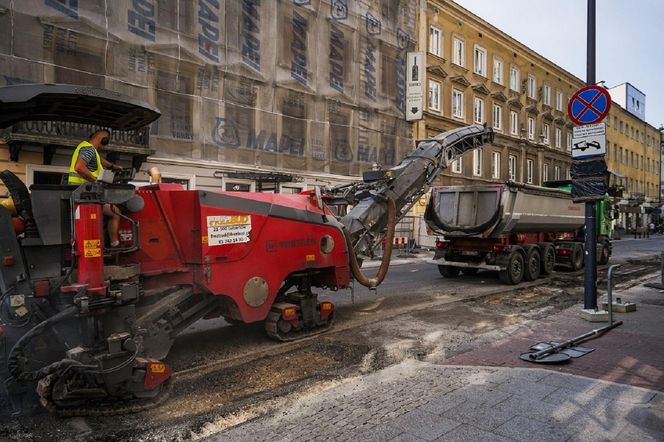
[519,352,571,364]
[530,342,595,358]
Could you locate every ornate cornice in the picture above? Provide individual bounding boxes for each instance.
[450,75,470,88]
[507,97,523,109]
[491,90,508,102]
[427,64,448,78]
[471,83,491,95]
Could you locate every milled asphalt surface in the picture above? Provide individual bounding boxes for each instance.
[207,270,664,441]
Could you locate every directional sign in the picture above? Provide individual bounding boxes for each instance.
[572,123,606,159]
[568,85,611,125]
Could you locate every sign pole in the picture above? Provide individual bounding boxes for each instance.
[583,0,597,310]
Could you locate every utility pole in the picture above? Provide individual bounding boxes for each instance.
[583,0,598,310]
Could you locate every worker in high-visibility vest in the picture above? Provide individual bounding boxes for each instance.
[68,129,123,248]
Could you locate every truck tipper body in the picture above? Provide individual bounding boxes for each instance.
[425,181,612,284]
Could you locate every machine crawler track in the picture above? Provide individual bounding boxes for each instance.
[36,374,172,417]
[264,306,334,342]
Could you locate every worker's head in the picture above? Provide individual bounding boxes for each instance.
[89,129,111,148]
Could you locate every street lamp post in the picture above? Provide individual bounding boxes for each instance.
[583,0,598,310]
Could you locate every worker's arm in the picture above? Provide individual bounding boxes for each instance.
[74,158,99,182]
[101,157,122,170]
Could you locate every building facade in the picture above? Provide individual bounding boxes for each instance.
[415,0,579,190]
[605,83,662,233]
[0,0,416,195]
[413,0,661,239]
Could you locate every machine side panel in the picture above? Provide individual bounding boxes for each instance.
[122,187,191,276]
[197,192,349,323]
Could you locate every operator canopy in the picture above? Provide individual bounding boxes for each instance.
[0,83,161,130]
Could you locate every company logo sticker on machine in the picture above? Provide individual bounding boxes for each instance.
[206,215,252,246]
[84,239,102,257]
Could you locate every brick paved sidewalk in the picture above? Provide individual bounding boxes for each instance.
[208,362,664,441]
[442,278,664,392]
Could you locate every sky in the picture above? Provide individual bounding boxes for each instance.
[453,0,664,129]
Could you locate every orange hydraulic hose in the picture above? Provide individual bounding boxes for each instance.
[343,197,397,288]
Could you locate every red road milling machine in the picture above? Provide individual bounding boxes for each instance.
[0,84,493,415]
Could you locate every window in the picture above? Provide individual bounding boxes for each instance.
[225,181,254,192]
[542,163,549,183]
[619,146,623,163]
[492,104,502,130]
[26,164,69,186]
[508,155,517,181]
[510,66,519,91]
[473,97,484,124]
[555,90,563,111]
[614,116,618,128]
[543,123,550,145]
[527,117,535,140]
[554,166,560,180]
[161,176,195,190]
[491,151,501,179]
[428,80,441,112]
[452,157,463,174]
[473,149,483,176]
[543,84,551,106]
[452,89,464,118]
[510,110,519,135]
[429,26,442,57]
[526,159,534,184]
[473,45,487,76]
[493,58,503,84]
[555,127,562,148]
[453,37,465,67]
[566,168,570,179]
[527,75,536,99]
[281,185,306,194]
[566,132,572,151]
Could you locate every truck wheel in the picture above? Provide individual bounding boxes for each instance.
[499,251,524,285]
[598,241,610,265]
[461,268,479,275]
[539,243,555,275]
[523,248,541,281]
[438,265,460,278]
[572,244,584,271]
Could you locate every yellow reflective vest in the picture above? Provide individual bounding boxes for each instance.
[68,141,102,184]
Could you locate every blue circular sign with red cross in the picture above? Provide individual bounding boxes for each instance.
[567,85,612,125]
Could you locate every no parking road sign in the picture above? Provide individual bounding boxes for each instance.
[568,85,611,125]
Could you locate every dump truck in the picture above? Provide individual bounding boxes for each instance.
[425,181,612,284]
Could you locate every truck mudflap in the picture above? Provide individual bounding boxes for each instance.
[427,257,502,271]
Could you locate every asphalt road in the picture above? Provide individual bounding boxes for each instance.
[179,235,664,338]
[611,234,664,260]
